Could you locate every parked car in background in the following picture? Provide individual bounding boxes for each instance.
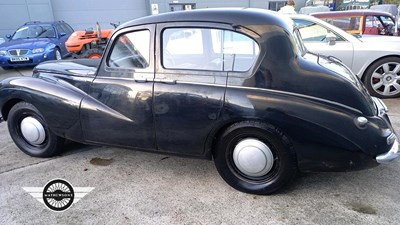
[311,10,397,36]
[299,5,330,15]
[0,9,398,195]
[0,21,73,70]
[289,14,400,98]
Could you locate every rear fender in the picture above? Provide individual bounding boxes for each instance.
[207,89,390,171]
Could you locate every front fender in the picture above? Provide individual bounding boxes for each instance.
[0,76,86,141]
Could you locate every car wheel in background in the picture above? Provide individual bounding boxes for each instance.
[213,121,297,195]
[7,102,64,157]
[81,48,103,59]
[364,57,400,98]
[55,48,62,60]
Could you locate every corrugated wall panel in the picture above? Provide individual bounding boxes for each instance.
[0,0,54,38]
[51,0,149,31]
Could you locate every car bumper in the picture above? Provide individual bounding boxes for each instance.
[0,52,54,67]
[371,97,400,163]
[376,136,400,163]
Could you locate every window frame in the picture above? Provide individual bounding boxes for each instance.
[99,24,155,77]
[156,22,261,78]
[294,18,348,43]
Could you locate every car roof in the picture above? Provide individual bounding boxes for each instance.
[119,8,293,32]
[22,21,66,26]
[311,10,394,18]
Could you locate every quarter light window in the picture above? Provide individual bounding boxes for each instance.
[162,28,259,72]
[108,30,150,69]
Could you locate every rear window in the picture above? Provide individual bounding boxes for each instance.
[162,28,259,72]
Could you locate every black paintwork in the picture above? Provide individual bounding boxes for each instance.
[0,8,396,172]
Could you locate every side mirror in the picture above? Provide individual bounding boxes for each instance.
[325,33,336,46]
[59,32,66,38]
[5,34,12,40]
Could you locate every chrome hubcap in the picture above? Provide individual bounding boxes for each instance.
[371,62,400,96]
[233,138,274,177]
[20,117,46,145]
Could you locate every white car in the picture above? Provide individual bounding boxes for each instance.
[289,14,400,98]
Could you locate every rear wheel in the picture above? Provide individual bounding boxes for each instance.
[213,121,297,195]
[363,57,400,98]
[82,48,103,59]
[7,102,64,157]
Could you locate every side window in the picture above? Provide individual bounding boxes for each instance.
[162,28,259,72]
[294,19,343,42]
[56,24,66,34]
[108,30,150,69]
[61,23,74,33]
[365,16,380,35]
[322,17,360,32]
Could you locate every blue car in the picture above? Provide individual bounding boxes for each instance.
[0,21,74,70]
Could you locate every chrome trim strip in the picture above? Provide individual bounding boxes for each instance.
[372,97,388,117]
[376,138,400,163]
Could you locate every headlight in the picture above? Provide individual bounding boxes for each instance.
[0,50,7,56]
[32,48,45,54]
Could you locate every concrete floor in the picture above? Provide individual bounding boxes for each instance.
[0,67,399,225]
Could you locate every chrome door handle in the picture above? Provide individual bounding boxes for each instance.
[134,78,148,83]
[154,78,176,84]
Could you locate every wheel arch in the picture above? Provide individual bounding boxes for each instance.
[361,55,400,81]
[1,98,24,121]
[205,119,295,160]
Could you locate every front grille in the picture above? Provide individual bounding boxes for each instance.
[8,59,33,64]
[8,49,29,56]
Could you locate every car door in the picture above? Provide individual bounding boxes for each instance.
[153,23,230,156]
[55,24,69,55]
[293,18,355,70]
[80,25,156,150]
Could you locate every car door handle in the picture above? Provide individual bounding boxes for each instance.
[154,78,176,84]
[134,78,148,83]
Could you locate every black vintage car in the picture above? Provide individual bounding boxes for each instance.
[0,8,398,195]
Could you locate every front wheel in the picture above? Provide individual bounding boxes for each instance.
[7,102,64,157]
[55,48,62,60]
[213,121,297,195]
[363,57,400,98]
